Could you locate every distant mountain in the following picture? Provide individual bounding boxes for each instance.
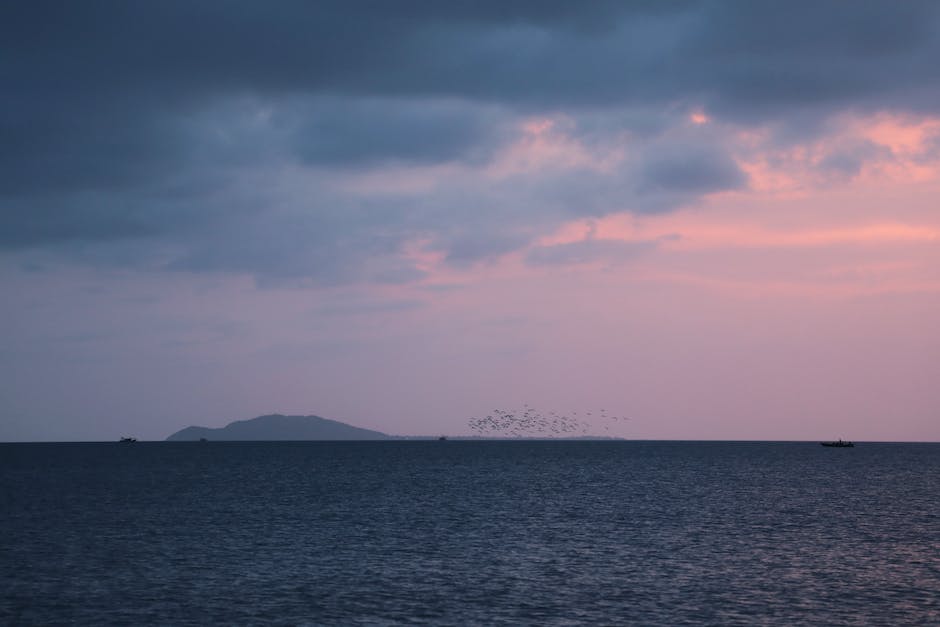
[165,414,391,441]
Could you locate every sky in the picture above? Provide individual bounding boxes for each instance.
[2,1,939,441]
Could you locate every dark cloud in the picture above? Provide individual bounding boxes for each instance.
[287,98,509,167]
[442,231,530,267]
[639,147,747,195]
[682,2,940,119]
[161,192,429,286]
[2,0,939,281]
[818,140,893,180]
[5,2,940,119]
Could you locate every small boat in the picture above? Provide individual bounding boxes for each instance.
[119,436,137,443]
[820,439,854,447]
[438,436,447,441]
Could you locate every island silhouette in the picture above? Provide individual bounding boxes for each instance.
[166,414,391,441]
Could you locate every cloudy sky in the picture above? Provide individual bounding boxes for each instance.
[2,1,939,441]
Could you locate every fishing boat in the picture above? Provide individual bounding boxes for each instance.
[820,439,853,447]
[119,436,137,443]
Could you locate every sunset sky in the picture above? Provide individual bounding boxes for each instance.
[2,1,939,441]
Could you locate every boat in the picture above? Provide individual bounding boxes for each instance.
[438,436,447,441]
[820,439,854,447]
[119,436,137,443]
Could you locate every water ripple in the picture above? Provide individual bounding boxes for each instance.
[1,441,939,625]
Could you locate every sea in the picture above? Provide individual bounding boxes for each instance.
[1,441,938,625]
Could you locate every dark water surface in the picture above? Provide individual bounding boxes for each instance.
[2,441,939,625]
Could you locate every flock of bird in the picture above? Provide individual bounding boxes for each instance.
[466,404,628,438]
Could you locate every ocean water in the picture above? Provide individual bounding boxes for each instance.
[1,441,939,625]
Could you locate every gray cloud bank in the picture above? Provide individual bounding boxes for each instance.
[3,1,940,283]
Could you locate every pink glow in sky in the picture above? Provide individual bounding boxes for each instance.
[2,3,939,441]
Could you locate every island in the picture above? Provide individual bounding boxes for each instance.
[166,414,392,441]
